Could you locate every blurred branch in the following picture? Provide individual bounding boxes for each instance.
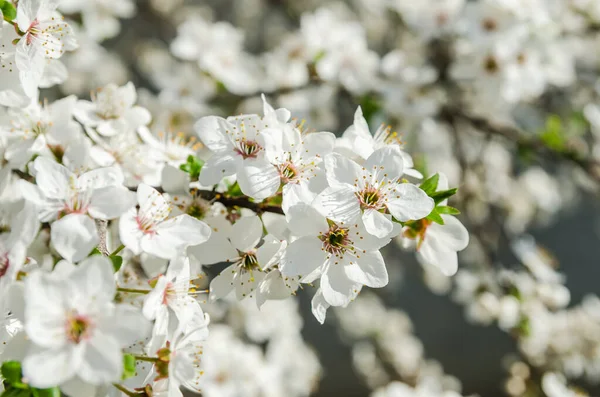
[441,106,600,185]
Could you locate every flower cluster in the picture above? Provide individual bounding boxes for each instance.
[1,0,599,396]
[0,0,466,389]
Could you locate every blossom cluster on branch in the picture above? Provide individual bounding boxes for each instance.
[0,0,599,396]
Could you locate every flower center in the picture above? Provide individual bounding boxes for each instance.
[235,139,261,159]
[278,162,299,184]
[66,313,92,344]
[357,185,385,210]
[136,214,157,235]
[239,252,259,270]
[403,218,433,250]
[26,20,40,45]
[320,225,352,255]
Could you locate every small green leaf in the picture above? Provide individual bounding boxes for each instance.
[1,362,22,385]
[31,388,60,397]
[429,188,458,205]
[89,247,101,257]
[110,255,123,272]
[1,2,17,22]
[179,155,204,180]
[426,209,444,225]
[419,173,439,195]
[540,114,565,151]
[436,205,460,215]
[226,182,244,198]
[122,354,136,380]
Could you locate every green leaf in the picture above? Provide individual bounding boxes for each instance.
[540,114,565,151]
[122,354,136,380]
[2,388,32,397]
[110,255,123,272]
[88,247,101,257]
[426,209,444,225]
[226,182,244,198]
[419,173,439,195]
[1,2,17,22]
[179,155,204,181]
[31,388,60,397]
[436,205,460,215]
[429,188,458,205]
[1,362,22,385]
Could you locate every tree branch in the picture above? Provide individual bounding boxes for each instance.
[441,107,600,184]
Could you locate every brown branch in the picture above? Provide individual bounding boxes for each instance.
[441,107,600,184]
[195,190,284,215]
[128,186,284,215]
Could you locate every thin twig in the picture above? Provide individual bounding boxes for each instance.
[441,107,600,184]
[95,219,110,256]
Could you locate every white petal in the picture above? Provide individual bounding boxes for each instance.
[78,166,124,190]
[24,272,68,348]
[320,261,361,307]
[364,146,404,183]
[236,158,280,200]
[88,186,136,220]
[125,106,151,128]
[362,209,394,239]
[195,116,230,152]
[345,250,388,288]
[143,277,168,320]
[33,156,72,199]
[198,152,237,186]
[51,214,99,263]
[108,304,150,346]
[387,184,434,222]
[303,132,336,158]
[23,345,80,388]
[137,184,169,222]
[323,152,362,189]
[143,215,212,259]
[188,232,238,265]
[313,186,361,224]
[77,333,122,385]
[209,265,236,301]
[230,215,263,252]
[311,289,330,324]
[435,215,470,251]
[280,236,324,282]
[70,255,115,302]
[285,202,328,237]
[233,269,264,300]
[418,241,458,276]
[119,208,143,255]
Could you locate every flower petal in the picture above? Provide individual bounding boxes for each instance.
[51,214,99,263]
[320,261,361,307]
[313,186,361,224]
[236,158,280,201]
[387,184,434,222]
[323,152,362,189]
[280,236,324,282]
[362,209,394,239]
[345,250,388,288]
[230,215,263,252]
